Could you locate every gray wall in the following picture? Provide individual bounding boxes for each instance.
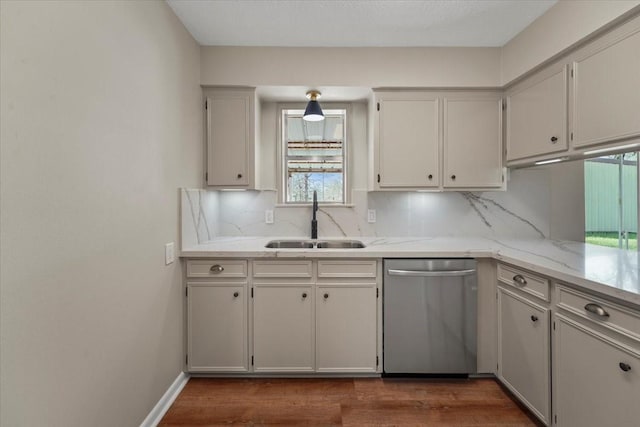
[0,1,202,425]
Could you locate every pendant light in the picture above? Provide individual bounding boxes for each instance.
[303,90,324,121]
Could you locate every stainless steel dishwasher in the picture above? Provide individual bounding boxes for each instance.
[383,259,477,375]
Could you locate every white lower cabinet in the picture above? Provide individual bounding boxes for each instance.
[497,286,550,424]
[554,314,640,427]
[249,259,380,374]
[316,286,377,372]
[187,284,248,372]
[253,285,314,372]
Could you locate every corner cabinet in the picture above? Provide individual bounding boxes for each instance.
[506,64,568,162]
[497,265,551,425]
[372,90,504,191]
[204,87,260,189]
[505,14,640,167]
[571,21,640,148]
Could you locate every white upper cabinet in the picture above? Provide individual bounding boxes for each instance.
[373,90,503,191]
[571,22,640,148]
[444,96,503,188]
[205,88,259,189]
[505,14,640,166]
[376,93,440,188]
[506,64,568,162]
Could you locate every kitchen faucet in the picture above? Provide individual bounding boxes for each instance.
[311,190,318,239]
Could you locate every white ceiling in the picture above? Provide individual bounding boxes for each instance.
[167,0,557,47]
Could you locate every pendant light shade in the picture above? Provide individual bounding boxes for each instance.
[303,90,324,121]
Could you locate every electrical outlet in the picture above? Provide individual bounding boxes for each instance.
[367,209,376,223]
[165,242,175,265]
[265,210,274,224]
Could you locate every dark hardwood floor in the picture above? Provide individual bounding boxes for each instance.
[159,377,539,426]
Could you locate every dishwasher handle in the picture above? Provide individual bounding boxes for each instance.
[387,268,476,278]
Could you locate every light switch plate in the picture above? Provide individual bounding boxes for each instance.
[165,242,175,265]
[265,210,274,224]
[367,209,376,223]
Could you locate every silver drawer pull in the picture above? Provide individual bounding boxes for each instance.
[388,269,476,277]
[512,274,527,286]
[209,264,224,273]
[584,303,609,318]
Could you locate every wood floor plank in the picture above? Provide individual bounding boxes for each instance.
[159,377,539,426]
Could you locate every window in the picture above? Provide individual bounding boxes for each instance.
[281,108,347,204]
[585,151,638,251]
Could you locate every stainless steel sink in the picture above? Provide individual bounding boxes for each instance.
[316,240,366,249]
[264,240,315,249]
[264,239,365,249]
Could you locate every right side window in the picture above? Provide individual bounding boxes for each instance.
[585,151,638,251]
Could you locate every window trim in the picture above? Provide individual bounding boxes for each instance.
[276,102,351,205]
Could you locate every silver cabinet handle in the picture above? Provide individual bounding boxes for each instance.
[210,264,224,273]
[388,269,476,277]
[619,362,632,372]
[584,303,609,318]
[512,275,527,286]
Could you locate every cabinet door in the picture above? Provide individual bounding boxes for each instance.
[253,285,314,372]
[498,287,550,424]
[554,314,640,427]
[316,286,377,373]
[377,95,439,187]
[206,91,252,187]
[572,26,640,147]
[444,98,502,188]
[506,65,568,161]
[187,284,248,372]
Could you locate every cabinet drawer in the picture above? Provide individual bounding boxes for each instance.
[557,285,640,341]
[317,260,377,279]
[187,260,247,278]
[253,260,313,278]
[497,264,549,302]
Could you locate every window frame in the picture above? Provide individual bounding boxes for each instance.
[276,103,351,205]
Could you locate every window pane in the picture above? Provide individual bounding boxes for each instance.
[287,172,344,203]
[585,152,638,250]
[284,109,346,204]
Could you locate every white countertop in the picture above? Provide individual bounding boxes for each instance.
[182,237,640,306]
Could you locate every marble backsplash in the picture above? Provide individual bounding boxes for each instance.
[181,168,553,249]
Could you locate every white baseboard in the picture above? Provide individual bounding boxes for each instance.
[140,371,189,427]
